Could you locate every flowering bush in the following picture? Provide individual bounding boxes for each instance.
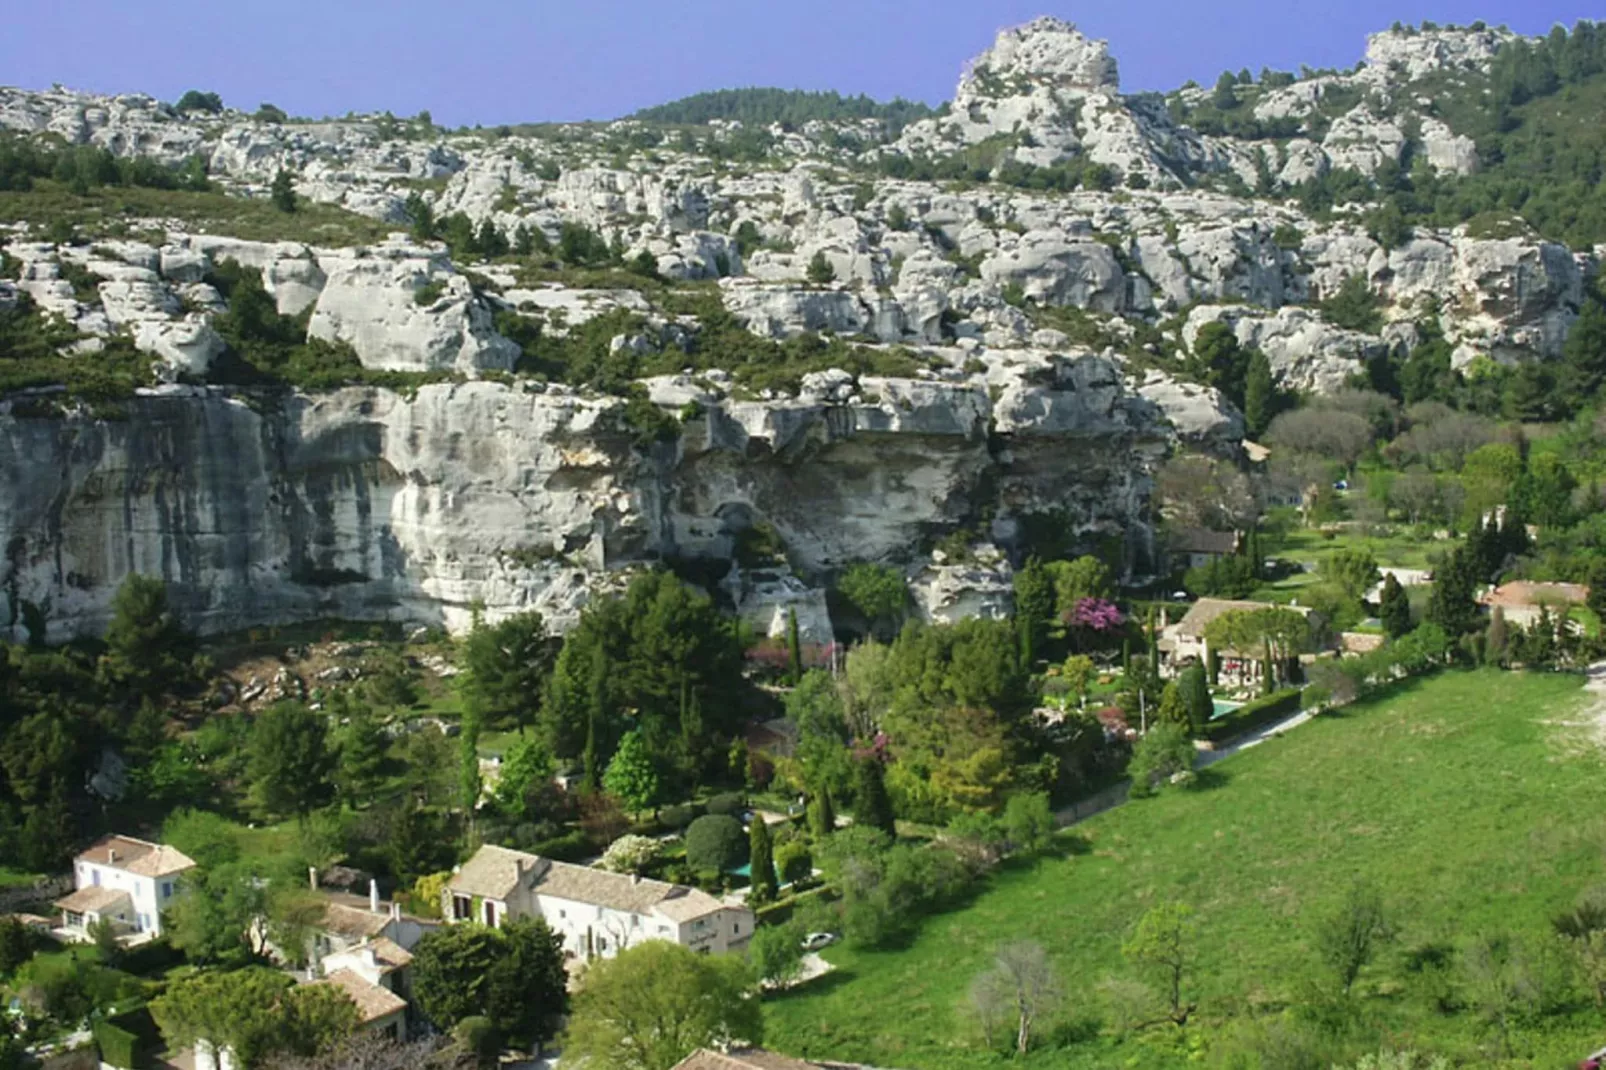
[1069,597,1124,632]
[599,834,662,875]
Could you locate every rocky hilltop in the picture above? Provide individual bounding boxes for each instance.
[0,17,1597,641]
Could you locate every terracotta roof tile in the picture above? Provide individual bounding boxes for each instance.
[316,969,407,1024]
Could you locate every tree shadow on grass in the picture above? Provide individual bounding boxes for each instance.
[1187,765,1231,792]
[766,966,856,1003]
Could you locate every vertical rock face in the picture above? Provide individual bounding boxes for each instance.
[0,365,1178,642]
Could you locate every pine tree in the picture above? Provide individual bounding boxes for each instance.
[808,787,835,841]
[1378,573,1412,638]
[806,251,836,285]
[748,816,778,904]
[336,696,388,806]
[1243,349,1275,437]
[854,757,896,838]
[270,169,297,213]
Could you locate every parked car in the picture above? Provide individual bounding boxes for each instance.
[801,932,837,951]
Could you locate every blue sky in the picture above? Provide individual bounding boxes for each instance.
[2,1,1599,127]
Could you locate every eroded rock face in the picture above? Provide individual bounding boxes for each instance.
[307,241,518,374]
[0,360,1181,640]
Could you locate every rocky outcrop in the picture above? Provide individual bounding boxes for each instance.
[1183,305,1388,394]
[307,241,518,374]
[909,546,1014,625]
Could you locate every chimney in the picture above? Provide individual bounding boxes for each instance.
[369,879,380,914]
[108,848,117,864]
[391,902,401,922]
[630,874,641,886]
[362,946,379,970]
[309,866,319,891]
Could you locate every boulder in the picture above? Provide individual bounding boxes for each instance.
[981,232,1125,312]
[307,242,518,374]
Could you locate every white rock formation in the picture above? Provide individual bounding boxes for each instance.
[307,242,517,374]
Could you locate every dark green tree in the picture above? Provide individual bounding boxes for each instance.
[1187,322,1249,406]
[1212,71,1240,110]
[1242,349,1275,437]
[334,694,387,806]
[1379,573,1412,638]
[487,919,570,1051]
[174,90,224,114]
[854,756,897,838]
[1425,546,1480,636]
[835,563,907,640]
[748,815,778,904]
[0,916,31,975]
[460,610,553,732]
[1012,556,1055,666]
[247,700,335,820]
[412,920,568,1049]
[270,170,297,213]
[99,574,191,700]
[806,251,836,285]
[808,786,836,841]
[685,814,748,874]
[1176,664,1213,736]
[1562,289,1606,398]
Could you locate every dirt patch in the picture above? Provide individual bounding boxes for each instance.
[1543,662,1606,758]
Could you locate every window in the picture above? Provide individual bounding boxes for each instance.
[161,882,173,899]
[484,901,498,928]
[733,924,740,935]
[91,870,100,887]
[452,895,472,921]
[597,937,607,951]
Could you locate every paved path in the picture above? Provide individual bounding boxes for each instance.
[1052,703,1316,829]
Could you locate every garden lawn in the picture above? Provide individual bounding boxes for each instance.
[764,669,1604,1068]
[1251,522,1441,604]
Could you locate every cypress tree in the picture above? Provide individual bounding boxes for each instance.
[786,608,803,685]
[1177,664,1213,736]
[854,757,897,838]
[748,816,778,904]
[1379,573,1412,638]
[808,787,835,841]
[1427,546,1480,635]
[1243,349,1275,437]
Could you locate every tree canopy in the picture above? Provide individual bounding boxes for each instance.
[561,940,762,1070]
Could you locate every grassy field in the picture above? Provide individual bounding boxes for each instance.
[764,669,1606,1068]
[0,180,397,246]
[0,867,43,889]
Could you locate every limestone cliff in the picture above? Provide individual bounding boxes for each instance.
[0,363,1175,642]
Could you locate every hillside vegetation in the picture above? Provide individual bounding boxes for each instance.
[765,669,1605,1069]
[629,87,934,129]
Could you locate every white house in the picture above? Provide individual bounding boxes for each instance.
[445,845,754,961]
[53,835,195,942]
